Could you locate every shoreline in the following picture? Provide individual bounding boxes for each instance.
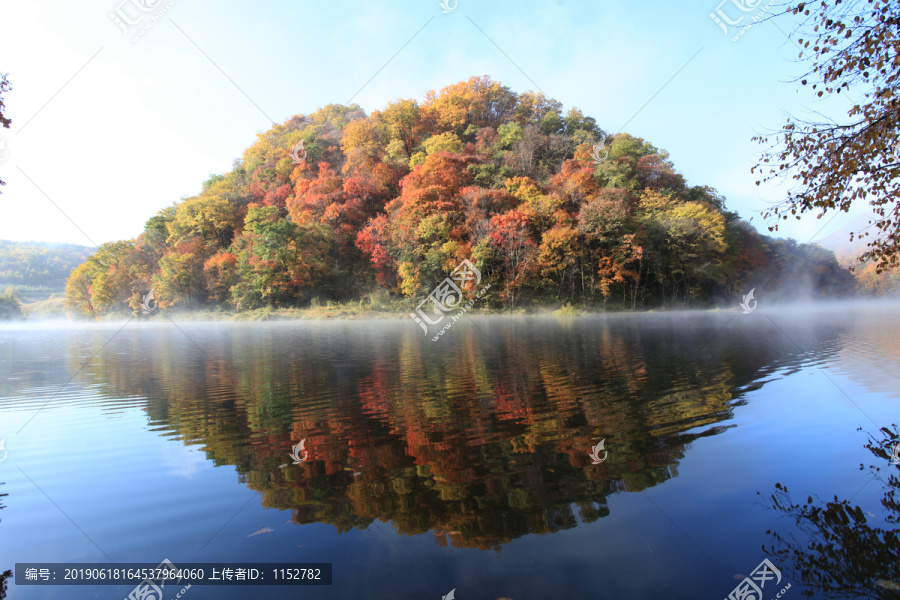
[8,296,897,324]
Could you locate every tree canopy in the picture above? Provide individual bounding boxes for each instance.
[65,76,858,317]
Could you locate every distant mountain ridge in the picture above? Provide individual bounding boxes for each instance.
[814,220,871,266]
[0,239,94,300]
[814,223,900,296]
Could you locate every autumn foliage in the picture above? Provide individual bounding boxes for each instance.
[66,76,856,316]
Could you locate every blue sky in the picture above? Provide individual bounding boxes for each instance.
[0,0,871,247]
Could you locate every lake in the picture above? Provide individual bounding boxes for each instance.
[1,303,899,599]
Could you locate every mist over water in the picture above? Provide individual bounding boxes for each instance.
[1,301,898,599]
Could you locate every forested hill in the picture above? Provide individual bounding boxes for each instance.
[0,240,93,299]
[65,76,856,317]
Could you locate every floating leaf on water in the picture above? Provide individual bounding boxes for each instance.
[248,527,274,537]
[877,579,900,590]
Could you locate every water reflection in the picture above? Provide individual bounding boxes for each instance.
[1,312,860,552]
[764,426,900,599]
[1,483,10,600]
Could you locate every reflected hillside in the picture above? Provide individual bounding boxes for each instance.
[2,313,854,549]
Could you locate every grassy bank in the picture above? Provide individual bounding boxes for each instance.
[9,288,753,323]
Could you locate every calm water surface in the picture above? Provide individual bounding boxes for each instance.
[1,304,899,599]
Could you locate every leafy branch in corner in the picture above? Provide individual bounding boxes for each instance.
[761,426,900,599]
[754,0,900,273]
